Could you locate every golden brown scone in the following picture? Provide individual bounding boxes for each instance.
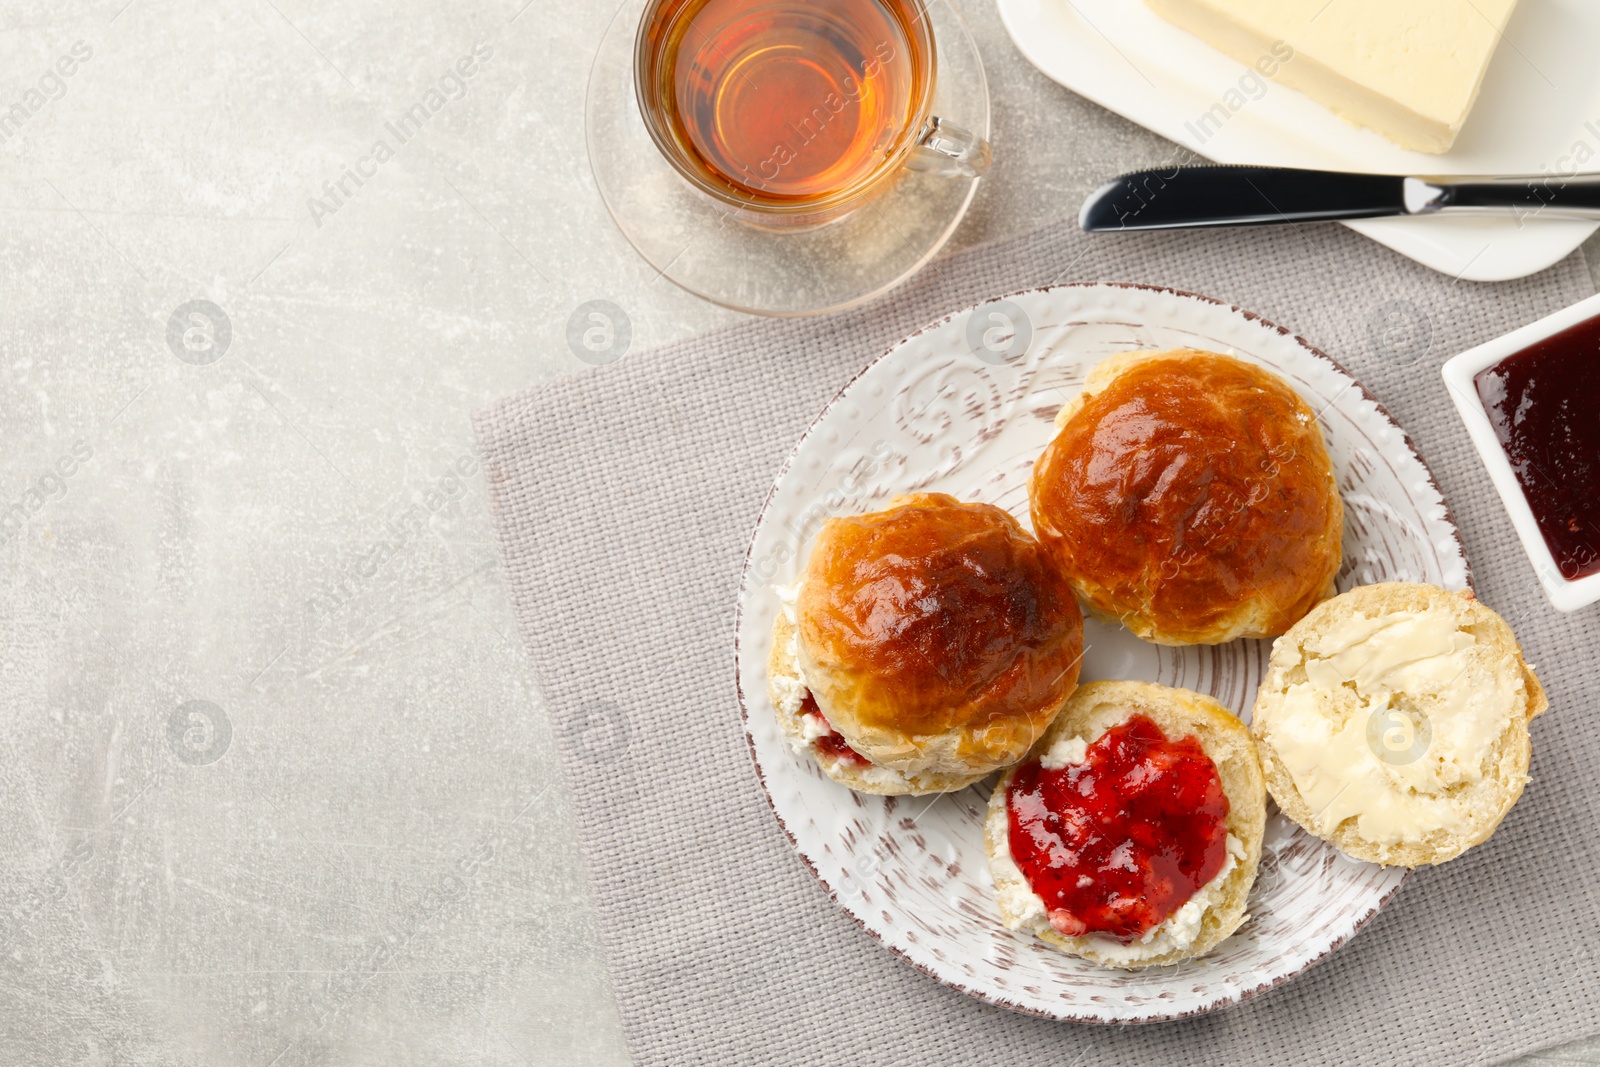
[1030,349,1343,646]
[1251,582,1546,867]
[791,493,1084,784]
[767,612,986,795]
[985,680,1266,968]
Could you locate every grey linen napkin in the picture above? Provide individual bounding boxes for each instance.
[475,218,1599,1067]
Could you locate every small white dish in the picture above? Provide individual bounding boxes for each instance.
[994,0,1600,281]
[1442,292,1600,612]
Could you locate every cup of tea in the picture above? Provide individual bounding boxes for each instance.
[634,0,991,228]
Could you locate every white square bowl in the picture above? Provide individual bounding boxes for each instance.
[1441,291,1600,612]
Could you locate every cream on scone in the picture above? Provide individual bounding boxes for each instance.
[1251,582,1547,867]
[767,493,1085,796]
[985,680,1266,968]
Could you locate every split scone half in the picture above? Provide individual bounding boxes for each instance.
[767,492,1084,796]
[986,680,1266,968]
[1251,582,1546,867]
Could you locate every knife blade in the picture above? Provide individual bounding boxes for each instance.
[1078,165,1600,232]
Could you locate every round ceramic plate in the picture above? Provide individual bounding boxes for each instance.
[733,283,1471,1023]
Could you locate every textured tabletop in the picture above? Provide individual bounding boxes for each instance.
[0,1,1594,1065]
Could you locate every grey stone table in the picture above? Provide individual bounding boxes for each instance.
[0,1,1594,1064]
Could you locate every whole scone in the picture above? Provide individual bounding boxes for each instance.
[768,492,1084,794]
[1030,349,1343,645]
[986,680,1266,968]
[1251,582,1547,867]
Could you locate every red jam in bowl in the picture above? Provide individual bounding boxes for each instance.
[1006,714,1229,942]
[800,693,871,767]
[1475,316,1600,581]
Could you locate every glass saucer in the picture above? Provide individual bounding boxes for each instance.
[585,0,991,318]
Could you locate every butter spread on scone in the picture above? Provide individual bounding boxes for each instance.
[767,493,1085,796]
[986,681,1266,968]
[1252,582,1546,867]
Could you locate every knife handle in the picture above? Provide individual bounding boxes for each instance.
[1411,175,1600,220]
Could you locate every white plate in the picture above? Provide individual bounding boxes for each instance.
[994,0,1600,281]
[734,283,1470,1022]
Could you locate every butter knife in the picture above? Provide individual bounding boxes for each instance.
[1079,165,1600,232]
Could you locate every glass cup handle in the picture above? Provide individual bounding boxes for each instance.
[904,117,992,179]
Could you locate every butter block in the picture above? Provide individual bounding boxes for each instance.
[1145,0,1519,153]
